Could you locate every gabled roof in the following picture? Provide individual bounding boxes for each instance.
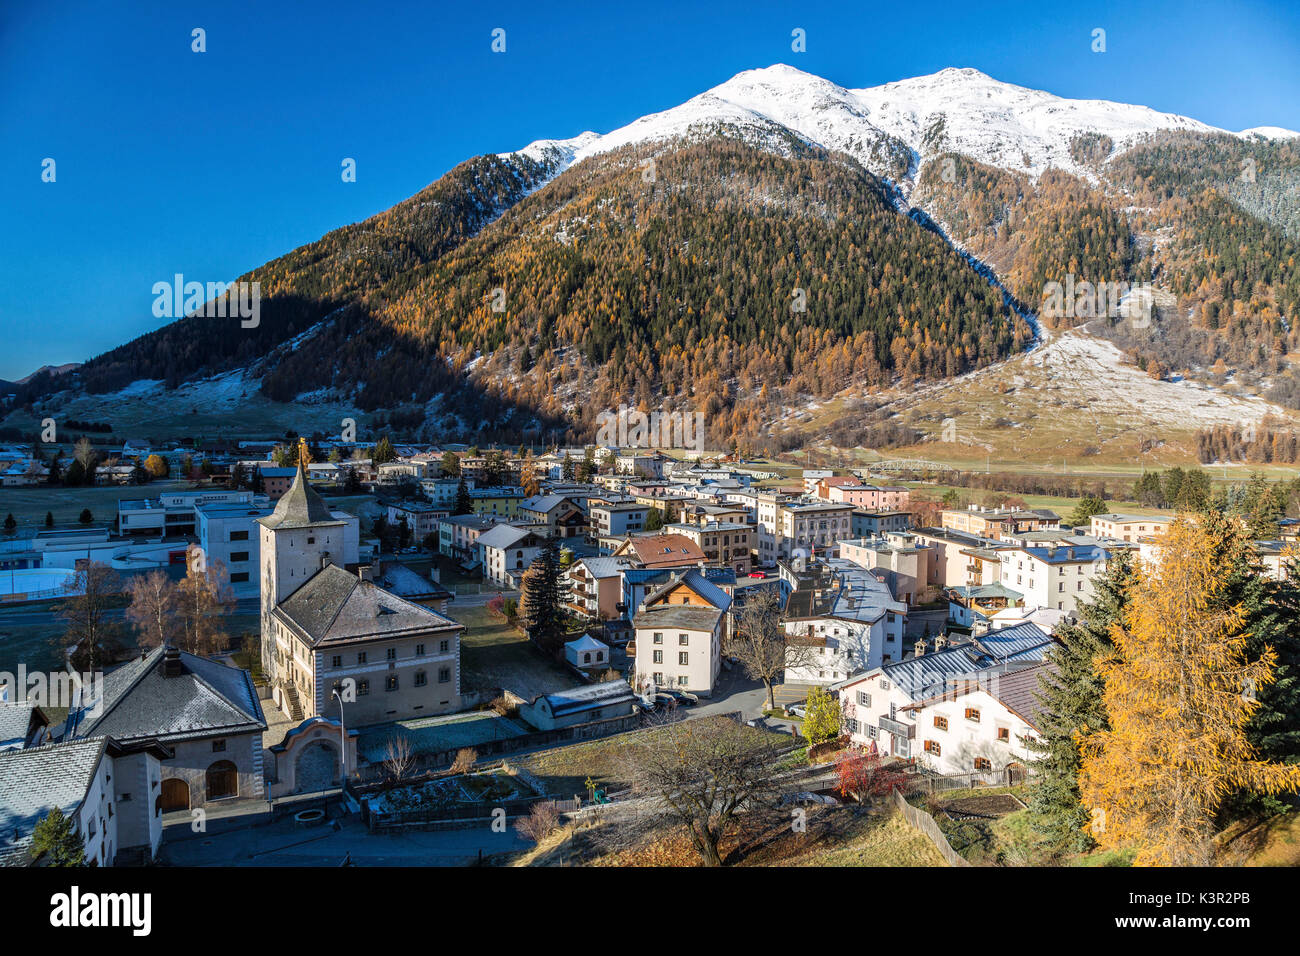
[904,659,1059,733]
[520,494,571,514]
[614,534,706,568]
[642,568,732,613]
[258,459,342,530]
[632,604,723,632]
[948,582,1023,601]
[376,563,452,601]
[74,646,265,744]
[0,703,45,749]
[565,633,608,653]
[477,524,542,551]
[569,556,627,580]
[0,737,108,866]
[274,563,461,647]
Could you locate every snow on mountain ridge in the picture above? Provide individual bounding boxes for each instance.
[501,64,1296,188]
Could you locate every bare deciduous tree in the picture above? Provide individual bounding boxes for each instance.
[383,734,415,780]
[515,801,561,843]
[57,562,125,672]
[176,547,234,656]
[621,716,785,866]
[724,589,817,711]
[125,569,178,650]
[450,747,477,775]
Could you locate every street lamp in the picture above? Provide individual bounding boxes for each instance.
[330,686,347,785]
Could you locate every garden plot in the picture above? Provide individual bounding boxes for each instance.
[368,770,533,815]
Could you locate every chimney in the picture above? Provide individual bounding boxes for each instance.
[934,633,948,650]
[320,551,333,570]
[914,638,926,657]
[358,565,374,583]
[161,644,183,677]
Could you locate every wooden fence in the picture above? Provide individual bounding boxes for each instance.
[892,789,971,867]
[900,764,1028,796]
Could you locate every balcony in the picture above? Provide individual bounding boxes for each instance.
[878,715,915,739]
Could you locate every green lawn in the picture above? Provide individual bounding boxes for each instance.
[454,603,574,700]
[0,481,194,530]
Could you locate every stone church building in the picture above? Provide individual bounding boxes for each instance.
[259,444,465,727]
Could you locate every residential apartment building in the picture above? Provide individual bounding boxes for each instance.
[631,569,732,696]
[588,500,649,544]
[814,478,910,510]
[387,501,443,541]
[665,521,754,574]
[941,506,1061,541]
[999,543,1111,614]
[0,736,169,867]
[565,556,628,620]
[1089,513,1173,541]
[468,487,526,517]
[479,524,547,588]
[782,556,908,682]
[773,500,854,564]
[438,513,505,566]
[851,509,913,538]
[519,494,587,538]
[837,533,935,606]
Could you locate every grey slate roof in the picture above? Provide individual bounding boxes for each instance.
[275,563,462,647]
[632,604,723,632]
[376,563,452,601]
[258,460,341,530]
[0,737,107,866]
[521,494,570,514]
[477,524,540,551]
[73,646,265,745]
[0,703,42,748]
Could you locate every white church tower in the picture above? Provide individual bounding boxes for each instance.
[257,439,347,690]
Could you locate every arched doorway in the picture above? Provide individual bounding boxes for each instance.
[295,740,339,793]
[158,777,190,813]
[206,760,239,801]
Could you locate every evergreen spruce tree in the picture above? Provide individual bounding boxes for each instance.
[30,807,85,866]
[1200,510,1300,820]
[519,537,566,655]
[454,478,473,516]
[1028,548,1137,851]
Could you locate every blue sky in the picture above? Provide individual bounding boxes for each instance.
[2,0,1298,381]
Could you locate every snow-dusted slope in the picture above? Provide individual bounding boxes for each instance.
[850,67,1223,179]
[1238,126,1300,140]
[500,64,1297,188]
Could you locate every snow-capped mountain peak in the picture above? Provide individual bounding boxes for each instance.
[503,64,1298,189]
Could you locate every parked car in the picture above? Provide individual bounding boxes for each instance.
[635,694,657,711]
[663,689,698,706]
[785,701,807,719]
[653,693,678,709]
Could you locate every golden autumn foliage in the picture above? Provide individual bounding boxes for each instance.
[1078,518,1300,865]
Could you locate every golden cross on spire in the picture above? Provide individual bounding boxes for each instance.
[298,436,312,467]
